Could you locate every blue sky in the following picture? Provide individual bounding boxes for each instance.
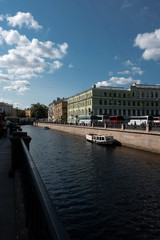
[0,0,160,109]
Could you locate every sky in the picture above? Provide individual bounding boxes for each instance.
[0,0,160,109]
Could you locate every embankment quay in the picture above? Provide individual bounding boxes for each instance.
[0,132,70,240]
[35,122,160,154]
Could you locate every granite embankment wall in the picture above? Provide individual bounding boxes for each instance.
[35,123,160,154]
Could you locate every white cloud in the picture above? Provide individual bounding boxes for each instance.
[108,71,113,76]
[0,14,4,21]
[134,29,160,60]
[121,0,133,9]
[96,81,112,87]
[118,70,130,75]
[4,80,30,93]
[0,29,68,85]
[109,76,141,85]
[0,27,29,45]
[131,66,144,75]
[118,67,143,75]
[124,60,134,66]
[0,12,68,93]
[48,60,63,73]
[114,56,119,60]
[96,76,141,87]
[0,97,12,104]
[68,63,74,68]
[0,73,12,82]
[6,12,42,30]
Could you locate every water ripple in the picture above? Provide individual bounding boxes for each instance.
[23,126,160,240]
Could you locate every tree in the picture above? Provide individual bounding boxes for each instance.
[30,103,48,120]
[16,109,26,118]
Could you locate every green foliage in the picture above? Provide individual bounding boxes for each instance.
[30,103,48,119]
[16,109,26,118]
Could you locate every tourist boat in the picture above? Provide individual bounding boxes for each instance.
[86,134,114,145]
[43,126,50,130]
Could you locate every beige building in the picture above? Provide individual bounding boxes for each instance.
[54,98,68,123]
[0,102,16,117]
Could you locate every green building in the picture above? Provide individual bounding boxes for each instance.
[67,83,160,123]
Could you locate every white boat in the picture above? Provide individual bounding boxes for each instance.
[86,134,114,145]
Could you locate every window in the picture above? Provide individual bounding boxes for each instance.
[104,92,107,96]
[114,93,116,97]
[118,100,121,105]
[128,109,131,116]
[99,99,102,105]
[104,100,107,105]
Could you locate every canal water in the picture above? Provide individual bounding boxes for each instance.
[22,125,160,240]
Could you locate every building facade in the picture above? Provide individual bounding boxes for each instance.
[54,98,68,123]
[0,102,16,117]
[48,101,56,122]
[67,83,160,122]
[25,108,31,118]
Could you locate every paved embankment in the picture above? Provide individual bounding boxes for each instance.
[0,136,16,240]
[35,123,160,154]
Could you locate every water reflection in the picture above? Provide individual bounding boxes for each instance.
[22,125,160,240]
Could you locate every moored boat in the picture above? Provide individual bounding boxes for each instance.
[86,134,114,145]
[43,126,50,130]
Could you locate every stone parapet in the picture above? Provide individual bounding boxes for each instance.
[35,123,160,154]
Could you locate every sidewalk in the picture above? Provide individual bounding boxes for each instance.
[0,135,16,240]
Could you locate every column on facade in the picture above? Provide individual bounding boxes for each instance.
[116,109,119,115]
[126,109,128,118]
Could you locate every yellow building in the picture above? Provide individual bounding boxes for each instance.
[25,109,31,118]
[67,83,160,123]
[67,89,92,123]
